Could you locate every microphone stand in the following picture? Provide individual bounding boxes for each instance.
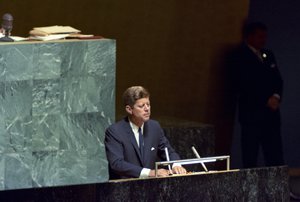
[191,146,209,172]
[0,29,14,42]
[164,147,173,175]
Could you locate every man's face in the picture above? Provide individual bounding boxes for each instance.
[247,29,267,50]
[127,97,151,123]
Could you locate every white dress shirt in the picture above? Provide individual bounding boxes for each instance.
[129,120,181,178]
[129,121,151,178]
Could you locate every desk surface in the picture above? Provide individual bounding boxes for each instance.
[0,38,113,46]
[109,169,240,183]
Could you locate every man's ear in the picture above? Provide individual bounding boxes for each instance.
[125,105,132,115]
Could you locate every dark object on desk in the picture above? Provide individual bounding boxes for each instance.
[0,13,14,42]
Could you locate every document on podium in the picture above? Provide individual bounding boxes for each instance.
[30,26,81,36]
[29,34,70,41]
[0,33,28,41]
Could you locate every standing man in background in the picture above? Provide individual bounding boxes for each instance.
[105,86,186,179]
[232,22,284,168]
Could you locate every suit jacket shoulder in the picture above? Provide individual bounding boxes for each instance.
[144,119,161,129]
[107,118,161,133]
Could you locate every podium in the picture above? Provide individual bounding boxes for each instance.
[0,39,115,190]
[0,166,289,201]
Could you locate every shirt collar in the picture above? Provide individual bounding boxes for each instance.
[129,119,144,133]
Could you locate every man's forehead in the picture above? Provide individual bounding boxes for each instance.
[135,97,150,104]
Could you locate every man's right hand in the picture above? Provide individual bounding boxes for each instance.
[149,169,170,177]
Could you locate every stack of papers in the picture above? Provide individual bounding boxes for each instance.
[30,34,70,41]
[0,33,28,41]
[30,25,81,36]
[10,36,28,41]
[0,26,97,42]
[29,25,81,41]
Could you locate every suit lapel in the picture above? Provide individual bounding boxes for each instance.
[123,118,144,166]
[245,45,263,64]
[143,121,152,166]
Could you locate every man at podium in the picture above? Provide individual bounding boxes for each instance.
[105,86,186,179]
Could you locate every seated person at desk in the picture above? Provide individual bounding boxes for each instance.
[105,86,186,179]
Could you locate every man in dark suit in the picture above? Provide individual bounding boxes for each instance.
[232,22,284,168]
[105,86,186,179]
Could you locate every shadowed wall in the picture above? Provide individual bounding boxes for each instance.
[0,1,249,156]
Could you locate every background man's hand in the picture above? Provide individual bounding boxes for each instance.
[149,169,170,177]
[267,95,280,111]
[172,166,187,174]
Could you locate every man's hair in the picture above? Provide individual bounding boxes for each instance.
[243,22,267,38]
[123,86,150,107]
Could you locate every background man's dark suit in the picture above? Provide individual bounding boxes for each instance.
[232,43,284,168]
[105,117,180,179]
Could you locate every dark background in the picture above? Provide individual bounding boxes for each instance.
[0,0,299,168]
[0,1,249,160]
[231,0,300,168]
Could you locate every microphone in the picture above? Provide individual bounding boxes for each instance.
[164,147,173,174]
[0,13,14,42]
[191,146,208,172]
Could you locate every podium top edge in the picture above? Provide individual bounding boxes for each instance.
[0,38,116,45]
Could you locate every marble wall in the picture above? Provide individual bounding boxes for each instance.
[0,39,115,190]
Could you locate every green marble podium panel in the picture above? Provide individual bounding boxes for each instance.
[0,39,115,190]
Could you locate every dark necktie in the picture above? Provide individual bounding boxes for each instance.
[138,127,144,160]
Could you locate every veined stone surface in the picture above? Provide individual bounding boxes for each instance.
[0,39,115,190]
